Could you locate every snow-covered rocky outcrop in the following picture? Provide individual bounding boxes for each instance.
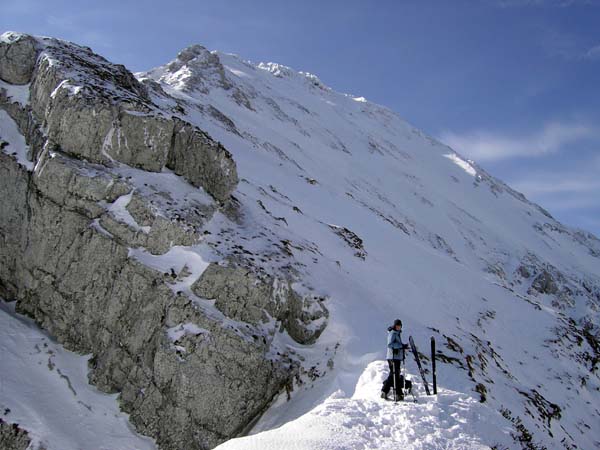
[1,31,599,449]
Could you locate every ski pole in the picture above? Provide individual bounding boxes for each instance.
[431,336,437,395]
[392,360,397,402]
[401,356,405,395]
[400,359,406,395]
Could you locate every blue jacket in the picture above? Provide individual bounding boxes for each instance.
[386,328,405,361]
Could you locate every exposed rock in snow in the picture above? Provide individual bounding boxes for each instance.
[0,419,32,450]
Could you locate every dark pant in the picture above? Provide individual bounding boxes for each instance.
[382,359,403,395]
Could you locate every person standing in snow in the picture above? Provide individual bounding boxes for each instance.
[381,319,407,401]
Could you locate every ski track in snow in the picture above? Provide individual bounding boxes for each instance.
[0,301,156,450]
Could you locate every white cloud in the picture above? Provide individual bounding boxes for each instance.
[584,44,600,60]
[540,196,599,211]
[442,124,600,234]
[511,178,600,196]
[439,122,596,162]
[507,157,600,218]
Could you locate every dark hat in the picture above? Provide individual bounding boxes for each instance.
[393,319,402,328]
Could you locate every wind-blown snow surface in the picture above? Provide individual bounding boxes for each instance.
[140,46,600,449]
[218,361,511,450]
[0,301,156,450]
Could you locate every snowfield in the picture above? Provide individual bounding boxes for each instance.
[0,301,156,450]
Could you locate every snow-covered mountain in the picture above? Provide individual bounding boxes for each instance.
[0,33,599,450]
[141,44,600,449]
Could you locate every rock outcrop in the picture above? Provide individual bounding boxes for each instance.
[1,31,237,202]
[0,419,33,450]
[192,263,328,345]
[0,33,37,84]
[0,32,327,450]
[167,118,238,202]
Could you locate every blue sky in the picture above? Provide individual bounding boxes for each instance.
[2,0,600,235]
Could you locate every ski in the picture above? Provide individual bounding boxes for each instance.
[431,336,437,395]
[409,336,431,395]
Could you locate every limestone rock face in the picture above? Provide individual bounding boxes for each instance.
[0,32,326,450]
[192,263,328,345]
[168,118,238,203]
[0,32,38,84]
[192,263,275,325]
[0,148,294,450]
[1,31,238,202]
[33,152,131,218]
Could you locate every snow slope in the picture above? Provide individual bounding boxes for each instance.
[139,45,600,449]
[0,301,156,450]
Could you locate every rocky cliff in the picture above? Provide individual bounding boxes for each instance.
[0,32,327,450]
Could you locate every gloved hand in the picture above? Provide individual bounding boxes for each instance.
[393,348,399,355]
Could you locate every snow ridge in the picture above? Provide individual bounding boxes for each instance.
[218,361,511,450]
